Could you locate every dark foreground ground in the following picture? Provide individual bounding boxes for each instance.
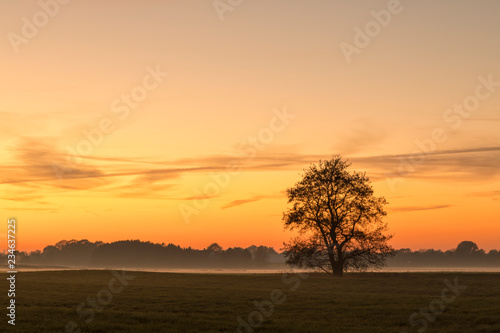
[0,270,499,332]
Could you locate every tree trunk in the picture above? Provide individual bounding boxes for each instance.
[332,261,343,277]
[331,247,344,277]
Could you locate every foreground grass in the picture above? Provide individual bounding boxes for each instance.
[1,270,499,332]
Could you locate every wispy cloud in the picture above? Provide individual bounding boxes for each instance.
[3,134,500,203]
[467,190,500,199]
[353,146,500,182]
[390,205,452,213]
[221,194,282,210]
[221,197,262,210]
[0,207,58,212]
[463,118,500,122]
[1,195,43,202]
[335,118,387,154]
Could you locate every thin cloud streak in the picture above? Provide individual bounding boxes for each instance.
[221,197,263,210]
[467,190,500,198]
[390,205,452,213]
[221,194,283,210]
[4,135,500,202]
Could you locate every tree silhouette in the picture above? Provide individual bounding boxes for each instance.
[455,241,479,256]
[282,155,394,277]
[206,243,223,253]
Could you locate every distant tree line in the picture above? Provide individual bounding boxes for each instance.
[387,241,500,267]
[1,239,498,269]
[0,239,283,269]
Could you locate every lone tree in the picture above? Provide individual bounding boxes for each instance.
[282,155,394,277]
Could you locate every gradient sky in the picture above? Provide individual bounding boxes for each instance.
[1,0,499,252]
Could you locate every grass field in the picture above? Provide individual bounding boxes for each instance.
[1,270,499,332]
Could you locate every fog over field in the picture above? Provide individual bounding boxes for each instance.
[4,239,499,272]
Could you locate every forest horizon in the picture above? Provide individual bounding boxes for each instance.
[5,238,499,271]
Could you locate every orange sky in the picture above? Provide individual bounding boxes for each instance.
[1,0,499,252]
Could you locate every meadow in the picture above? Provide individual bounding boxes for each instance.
[1,270,499,332]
